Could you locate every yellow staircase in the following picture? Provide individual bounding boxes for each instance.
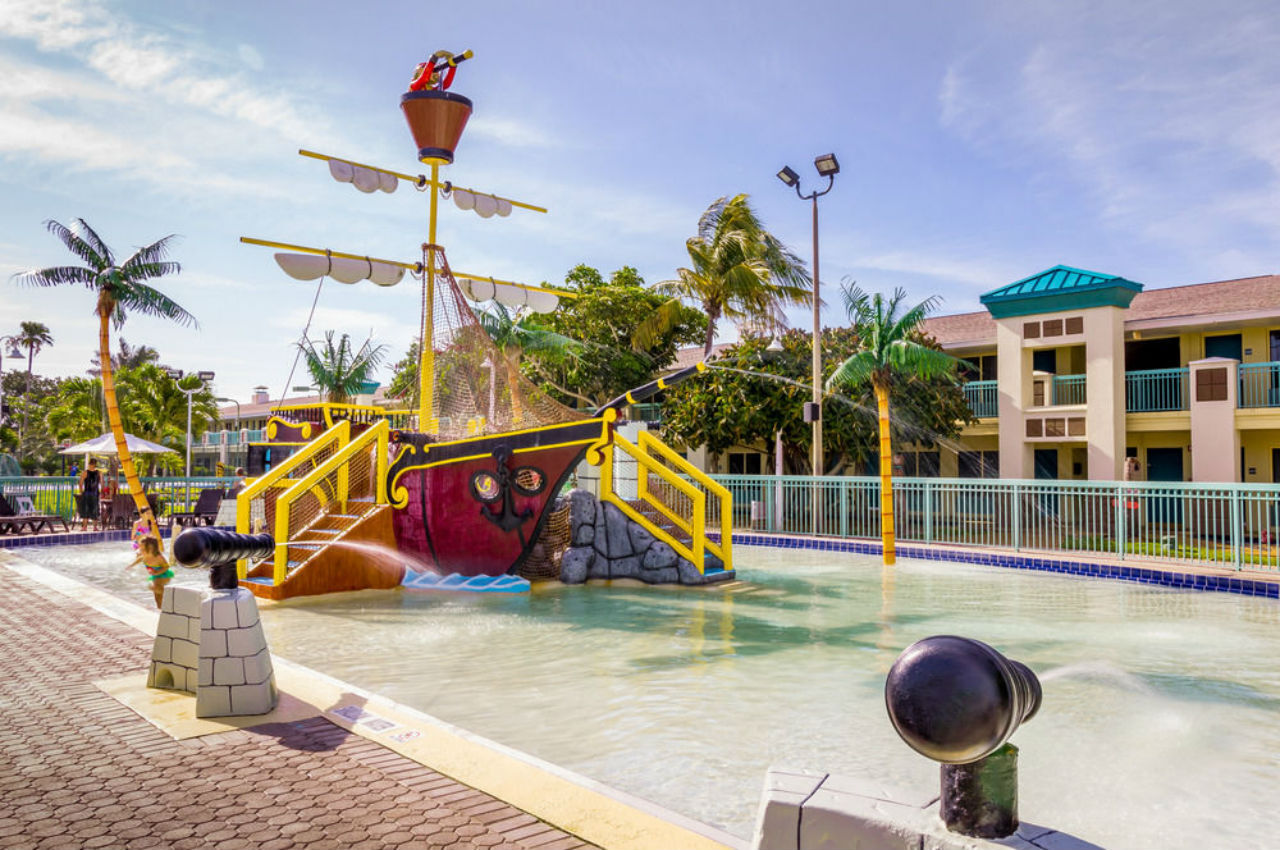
[599,429,733,575]
[235,419,397,600]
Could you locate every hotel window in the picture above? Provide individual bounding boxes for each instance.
[727,452,763,475]
[959,450,999,479]
[898,451,940,477]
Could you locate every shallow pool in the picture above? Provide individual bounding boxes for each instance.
[16,542,1280,848]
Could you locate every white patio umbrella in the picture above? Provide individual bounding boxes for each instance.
[58,432,176,455]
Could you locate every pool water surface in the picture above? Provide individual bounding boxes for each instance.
[16,542,1280,849]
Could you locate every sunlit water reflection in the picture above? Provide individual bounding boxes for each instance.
[18,541,1280,848]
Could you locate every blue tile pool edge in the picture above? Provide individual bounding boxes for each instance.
[0,525,234,550]
[14,528,1275,600]
[718,533,1280,600]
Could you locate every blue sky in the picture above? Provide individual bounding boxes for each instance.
[2,0,1279,402]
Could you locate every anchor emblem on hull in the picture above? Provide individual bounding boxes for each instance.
[472,445,537,533]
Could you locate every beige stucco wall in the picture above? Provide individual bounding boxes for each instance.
[1240,429,1280,483]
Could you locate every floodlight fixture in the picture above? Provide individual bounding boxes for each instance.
[776,165,800,188]
[814,153,840,177]
[197,370,216,382]
[166,368,184,380]
[5,345,21,359]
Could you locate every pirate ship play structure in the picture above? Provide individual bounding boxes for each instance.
[233,50,732,600]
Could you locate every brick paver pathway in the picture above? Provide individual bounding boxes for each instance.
[0,567,597,850]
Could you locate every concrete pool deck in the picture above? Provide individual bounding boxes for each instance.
[0,552,743,850]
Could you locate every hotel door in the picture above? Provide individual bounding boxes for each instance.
[1146,447,1183,523]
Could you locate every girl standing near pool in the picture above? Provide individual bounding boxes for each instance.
[130,536,173,609]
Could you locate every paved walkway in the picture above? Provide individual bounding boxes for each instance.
[0,567,597,850]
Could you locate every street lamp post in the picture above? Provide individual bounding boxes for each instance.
[778,153,840,531]
[215,397,242,432]
[167,369,215,477]
[216,396,242,474]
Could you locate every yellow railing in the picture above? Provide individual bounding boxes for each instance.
[599,431,732,574]
[236,420,352,577]
[272,402,390,428]
[269,419,390,585]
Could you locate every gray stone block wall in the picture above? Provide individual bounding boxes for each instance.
[751,768,1105,850]
[148,585,278,719]
[560,489,734,586]
[148,586,203,693]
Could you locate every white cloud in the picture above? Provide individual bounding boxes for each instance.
[467,114,555,149]
[937,3,1280,266]
[237,44,264,72]
[0,0,341,199]
[0,0,115,50]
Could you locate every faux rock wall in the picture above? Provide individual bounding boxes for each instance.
[558,489,732,585]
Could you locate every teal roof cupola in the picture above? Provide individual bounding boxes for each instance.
[980,265,1143,318]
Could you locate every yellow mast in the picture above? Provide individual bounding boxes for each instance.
[421,162,440,432]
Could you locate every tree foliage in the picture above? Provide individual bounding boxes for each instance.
[636,195,810,356]
[298,331,388,404]
[12,218,192,536]
[659,327,971,474]
[386,340,421,408]
[525,264,706,409]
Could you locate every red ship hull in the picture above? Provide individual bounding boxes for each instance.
[385,419,609,577]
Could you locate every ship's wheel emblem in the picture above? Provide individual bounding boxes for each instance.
[472,446,542,533]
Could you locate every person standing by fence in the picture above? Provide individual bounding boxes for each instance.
[77,458,101,531]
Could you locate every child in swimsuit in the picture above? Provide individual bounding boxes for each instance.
[131,536,174,609]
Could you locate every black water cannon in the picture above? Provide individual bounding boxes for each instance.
[885,635,1042,839]
[173,528,274,590]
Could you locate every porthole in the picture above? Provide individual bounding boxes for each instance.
[470,471,501,503]
[513,466,546,496]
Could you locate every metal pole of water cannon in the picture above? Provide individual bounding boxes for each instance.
[173,528,275,591]
[884,635,1042,839]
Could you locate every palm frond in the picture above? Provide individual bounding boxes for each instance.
[11,265,96,288]
[44,219,112,270]
[115,282,198,328]
[632,297,692,352]
[886,340,960,381]
[826,350,879,390]
[119,235,180,274]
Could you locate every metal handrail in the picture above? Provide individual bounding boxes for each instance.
[270,419,390,584]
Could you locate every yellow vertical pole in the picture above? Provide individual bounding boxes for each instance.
[375,420,389,505]
[418,163,440,434]
[274,502,290,585]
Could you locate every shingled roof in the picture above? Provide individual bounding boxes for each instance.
[922,273,1280,349]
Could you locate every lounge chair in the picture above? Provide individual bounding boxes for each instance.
[0,493,68,535]
[171,488,226,528]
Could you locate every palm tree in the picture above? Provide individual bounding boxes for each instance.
[12,219,193,542]
[297,331,388,404]
[476,303,582,419]
[13,321,52,458]
[120,364,216,475]
[88,338,163,376]
[637,194,811,356]
[826,285,964,565]
[46,377,107,445]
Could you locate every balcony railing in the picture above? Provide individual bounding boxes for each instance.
[962,380,998,418]
[1239,362,1280,409]
[1050,374,1086,405]
[1126,368,1188,412]
[200,429,266,447]
[627,402,664,423]
[712,474,1280,571]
